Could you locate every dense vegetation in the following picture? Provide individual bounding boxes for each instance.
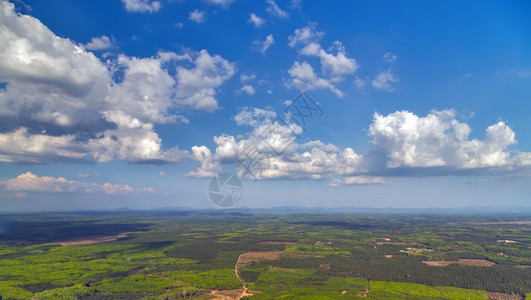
[0,210,529,299]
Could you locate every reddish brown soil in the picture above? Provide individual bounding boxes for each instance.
[422,259,495,267]
[238,251,283,266]
[58,234,128,246]
[488,292,524,300]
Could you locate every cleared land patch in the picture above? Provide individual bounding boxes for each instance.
[57,234,128,246]
[423,259,495,267]
[257,241,297,245]
[488,292,524,300]
[209,288,244,300]
[376,241,411,245]
[237,251,283,266]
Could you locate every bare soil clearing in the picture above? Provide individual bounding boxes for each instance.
[488,292,524,300]
[257,241,297,245]
[422,259,495,267]
[422,261,453,267]
[209,289,244,300]
[58,234,128,246]
[237,251,283,266]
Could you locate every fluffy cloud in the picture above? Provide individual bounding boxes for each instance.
[2,172,148,194]
[240,73,256,82]
[189,10,207,23]
[190,107,531,182]
[105,54,180,124]
[233,107,276,127]
[289,25,395,95]
[14,128,168,171]
[287,61,343,97]
[4,172,84,193]
[87,122,189,163]
[288,23,324,48]
[186,146,221,178]
[175,50,235,112]
[257,34,274,54]
[369,110,528,170]
[190,107,363,180]
[252,141,362,180]
[88,52,193,163]
[300,41,358,76]
[372,69,399,92]
[84,35,114,51]
[121,0,161,13]
[266,0,289,19]
[248,13,266,28]
[344,176,385,185]
[0,128,87,163]
[239,85,255,95]
[287,24,357,97]
[0,2,233,164]
[203,0,235,7]
[238,73,256,95]
[0,1,111,135]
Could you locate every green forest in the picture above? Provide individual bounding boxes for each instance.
[0,210,529,299]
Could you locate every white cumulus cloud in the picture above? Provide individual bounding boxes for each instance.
[121,0,161,13]
[2,172,150,195]
[369,110,526,169]
[257,34,274,54]
[344,176,385,185]
[372,69,399,92]
[203,0,235,7]
[175,49,235,112]
[287,61,343,97]
[239,85,255,95]
[190,107,531,181]
[300,41,358,76]
[288,23,324,48]
[84,35,114,51]
[287,24,357,97]
[186,146,221,178]
[189,9,206,23]
[266,0,289,19]
[0,2,234,164]
[248,13,266,28]
[190,107,363,180]
[0,1,111,135]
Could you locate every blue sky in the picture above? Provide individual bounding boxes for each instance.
[0,0,530,211]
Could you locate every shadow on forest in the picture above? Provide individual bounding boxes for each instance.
[0,220,153,243]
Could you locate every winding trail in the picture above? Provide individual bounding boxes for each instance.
[210,252,282,299]
[207,253,253,300]
[234,253,251,300]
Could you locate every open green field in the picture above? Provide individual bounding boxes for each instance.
[0,210,530,299]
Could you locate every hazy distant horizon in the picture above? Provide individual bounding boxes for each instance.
[2,204,531,214]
